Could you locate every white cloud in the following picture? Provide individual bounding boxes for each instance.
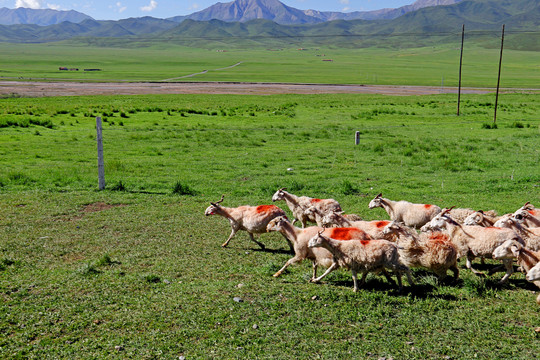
[47,3,61,10]
[15,0,62,10]
[115,1,127,13]
[140,0,157,12]
[188,3,200,11]
[15,0,43,8]
[339,0,350,4]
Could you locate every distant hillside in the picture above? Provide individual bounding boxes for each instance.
[0,7,92,26]
[167,0,464,24]
[0,0,537,51]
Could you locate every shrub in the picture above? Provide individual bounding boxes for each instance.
[110,181,127,192]
[172,181,196,196]
[481,123,498,129]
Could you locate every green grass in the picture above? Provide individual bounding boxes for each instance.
[0,92,539,358]
[0,42,539,88]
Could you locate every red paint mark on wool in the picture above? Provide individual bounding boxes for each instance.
[311,198,322,203]
[328,227,368,240]
[359,240,370,246]
[429,232,449,244]
[424,204,433,209]
[256,205,277,213]
[375,221,390,228]
[528,209,539,217]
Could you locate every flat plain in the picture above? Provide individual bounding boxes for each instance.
[0,37,539,359]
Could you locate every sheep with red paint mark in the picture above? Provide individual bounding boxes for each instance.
[368,193,441,229]
[493,240,540,304]
[266,216,372,280]
[271,188,342,228]
[513,202,540,228]
[421,208,525,283]
[307,230,414,292]
[205,195,292,251]
[321,210,392,240]
[493,216,540,251]
[381,221,459,281]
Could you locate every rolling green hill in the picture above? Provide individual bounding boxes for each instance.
[0,0,538,50]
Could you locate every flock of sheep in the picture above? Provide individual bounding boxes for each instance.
[204,189,540,303]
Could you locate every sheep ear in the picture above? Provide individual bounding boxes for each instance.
[478,210,484,214]
[376,193,382,198]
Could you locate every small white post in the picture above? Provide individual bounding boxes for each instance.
[96,116,105,190]
[355,131,360,145]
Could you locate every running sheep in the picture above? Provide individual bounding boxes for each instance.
[266,216,371,280]
[368,193,441,228]
[205,195,293,251]
[307,230,414,292]
[382,221,459,281]
[421,208,525,283]
[271,188,342,228]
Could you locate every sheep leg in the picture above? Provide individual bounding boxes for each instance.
[381,269,396,286]
[352,269,359,292]
[498,259,514,284]
[311,262,339,283]
[273,256,302,277]
[466,255,485,277]
[247,232,266,250]
[280,233,295,253]
[357,271,368,286]
[221,227,239,247]
[450,265,460,281]
[311,262,318,280]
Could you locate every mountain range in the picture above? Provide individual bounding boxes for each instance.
[0,0,464,26]
[0,0,538,50]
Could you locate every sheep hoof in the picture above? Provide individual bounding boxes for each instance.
[221,244,228,248]
[273,273,281,278]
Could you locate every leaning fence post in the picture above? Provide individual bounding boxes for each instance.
[96,116,105,190]
[355,131,360,145]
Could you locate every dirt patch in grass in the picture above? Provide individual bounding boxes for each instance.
[81,202,126,213]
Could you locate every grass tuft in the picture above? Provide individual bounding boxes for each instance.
[172,181,197,196]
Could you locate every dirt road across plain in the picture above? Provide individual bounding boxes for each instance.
[0,81,501,97]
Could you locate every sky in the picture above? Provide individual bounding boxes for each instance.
[2,0,418,20]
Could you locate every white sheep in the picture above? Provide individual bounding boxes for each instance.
[205,195,292,251]
[382,221,459,281]
[321,210,392,239]
[463,210,502,226]
[307,230,414,291]
[271,188,342,228]
[513,202,540,228]
[266,216,371,280]
[421,208,524,283]
[303,206,363,227]
[493,216,540,251]
[526,262,540,282]
[493,240,540,304]
[368,193,441,228]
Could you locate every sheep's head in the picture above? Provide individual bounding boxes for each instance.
[463,211,484,226]
[421,208,454,231]
[272,188,287,202]
[493,215,514,228]
[368,193,383,209]
[526,263,540,282]
[493,239,522,260]
[308,230,326,248]
[266,216,289,232]
[204,195,225,216]
[321,211,341,228]
[513,209,530,223]
[382,221,402,236]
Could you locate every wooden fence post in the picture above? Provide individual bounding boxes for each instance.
[457,24,464,116]
[355,131,360,145]
[96,116,105,190]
